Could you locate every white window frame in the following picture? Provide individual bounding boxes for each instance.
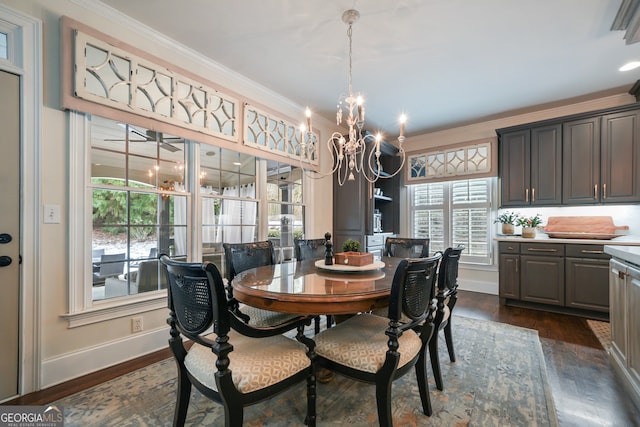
[409,177,496,265]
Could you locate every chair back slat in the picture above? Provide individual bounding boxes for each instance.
[160,255,229,337]
[437,245,465,292]
[223,241,275,283]
[385,237,430,258]
[294,238,326,261]
[388,254,441,322]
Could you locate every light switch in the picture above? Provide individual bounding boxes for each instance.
[44,204,60,224]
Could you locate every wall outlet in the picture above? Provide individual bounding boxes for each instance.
[131,316,143,333]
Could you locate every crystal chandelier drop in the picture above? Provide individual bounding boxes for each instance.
[301,9,406,186]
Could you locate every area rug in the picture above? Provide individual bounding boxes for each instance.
[53,317,558,426]
[586,319,611,350]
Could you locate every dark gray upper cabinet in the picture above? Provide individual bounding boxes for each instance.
[562,116,601,204]
[498,103,640,207]
[499,124,562,207]
[600,110,640,203]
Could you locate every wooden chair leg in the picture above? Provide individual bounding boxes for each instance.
[429,333,444,391]
[173,367,192,427]
[305,368,317,426]
[314,316,320,334]
[416,350,433,416]
[375,381,394,427]
[444,321,456,362]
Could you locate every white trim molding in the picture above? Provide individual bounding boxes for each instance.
[0,2,43,395]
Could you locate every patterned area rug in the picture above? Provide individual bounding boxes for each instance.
[54,317,558,426]
[587,319,611,350]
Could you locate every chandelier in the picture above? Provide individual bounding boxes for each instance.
[301,9,407,186]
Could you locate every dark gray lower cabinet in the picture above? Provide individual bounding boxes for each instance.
[498,242,520,299]
[520,243,565,306]
[498,242,610,315]
[565,245,611,313]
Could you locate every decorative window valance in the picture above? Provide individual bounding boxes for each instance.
[406,137,497,184]
[73,30,238,142]
[63,17,319,169]
[244,103,319,166]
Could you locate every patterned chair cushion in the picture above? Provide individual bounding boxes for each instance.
[238,304,301,327]
[185,331,310,394]
[314,313,422,373]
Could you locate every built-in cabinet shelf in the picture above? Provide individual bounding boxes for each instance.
[498,103,640,207]
[333,133,401,252]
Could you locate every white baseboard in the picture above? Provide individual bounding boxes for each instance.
[459,279,498,295]
[41,327,167,388]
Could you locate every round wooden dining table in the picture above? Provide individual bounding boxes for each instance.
[231,257,402,315]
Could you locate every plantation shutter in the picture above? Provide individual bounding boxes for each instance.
[410,178,492,264]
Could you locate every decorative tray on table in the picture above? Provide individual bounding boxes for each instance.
[314,259,386,273]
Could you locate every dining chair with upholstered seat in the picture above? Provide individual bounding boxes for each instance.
[159,255,316,427]
[223,241,307,327]
[313,253,442,426]
[429,244,464,391]
[384,237,430,258]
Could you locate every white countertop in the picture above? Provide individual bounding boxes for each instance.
[604,245,640,266]
[495,234,640,245]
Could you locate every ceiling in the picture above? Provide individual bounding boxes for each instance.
[97,0,640,137]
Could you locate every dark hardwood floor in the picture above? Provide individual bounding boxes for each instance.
[4,290,640,426]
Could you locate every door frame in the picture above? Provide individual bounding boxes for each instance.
[0,4,43,396]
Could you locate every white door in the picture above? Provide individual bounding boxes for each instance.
[0,70,21,400]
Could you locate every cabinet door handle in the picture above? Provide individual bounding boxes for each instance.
[531,187,535,202]
[526,248,557,253]
[525,188,529,202]
[581,250,604,254]
[603,183,607,199]
[594,184,598,199]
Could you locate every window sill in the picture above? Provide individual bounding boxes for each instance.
[61,291,167,328]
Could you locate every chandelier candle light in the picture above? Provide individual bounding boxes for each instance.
[301,9,407,186]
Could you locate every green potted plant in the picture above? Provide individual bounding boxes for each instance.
[517,214,542,238]
[342,239,361,253]
[494,211,520,235]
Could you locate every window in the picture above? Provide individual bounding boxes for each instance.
[89,116,260,302]
[266,160,304,259]
[90,116,188,301]
[199,146,257,272]
[410,177,494,264]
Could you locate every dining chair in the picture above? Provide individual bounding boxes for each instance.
[222,241,307,327]
[159,255,316,427]
[384,237,430,258]
[313,254,442,426]
[294,238,327,261]
[429,244,465,391]
[294,237,334,334]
